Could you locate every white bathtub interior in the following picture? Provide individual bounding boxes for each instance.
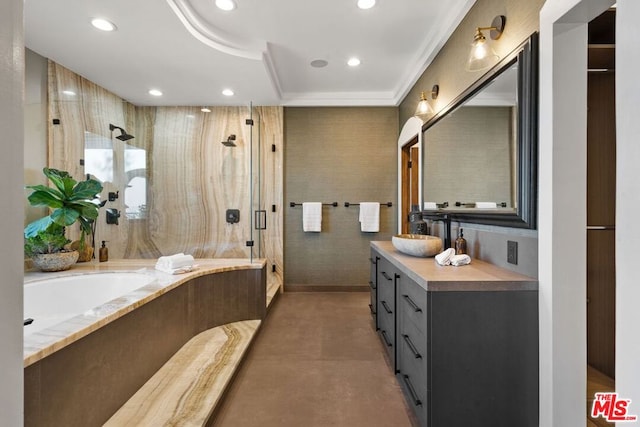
[24,272,157,337]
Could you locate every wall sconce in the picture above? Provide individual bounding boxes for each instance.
[466,15,506,72]
[414,85,440,118]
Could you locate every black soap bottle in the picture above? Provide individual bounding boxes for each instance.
[99,240,109,262]
[455,228,467,255]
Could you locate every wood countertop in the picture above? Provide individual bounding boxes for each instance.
[372,241,537,292]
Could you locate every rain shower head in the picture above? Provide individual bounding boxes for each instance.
[109,123,135,141]
[222,134,236,147]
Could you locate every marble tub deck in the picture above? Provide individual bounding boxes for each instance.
[23,258,271,367]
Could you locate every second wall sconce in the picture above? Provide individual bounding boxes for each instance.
[466,15,506,72]
[414,84,440,118]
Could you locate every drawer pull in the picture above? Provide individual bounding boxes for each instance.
[402,375,422,406]
[368,303,376,315]
[403,334,422,359]
[381,330,393,347]
[381,300,393,314]
[381,271,392,281]
[402,294,422,313]
[369,280,376,290]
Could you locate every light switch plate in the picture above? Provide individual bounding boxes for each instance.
[507,240,518,265]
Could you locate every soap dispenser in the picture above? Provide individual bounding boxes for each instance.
[455,228,467,255]
[99,241,109,262]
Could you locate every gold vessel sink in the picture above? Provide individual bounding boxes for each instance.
[391,234,443,257]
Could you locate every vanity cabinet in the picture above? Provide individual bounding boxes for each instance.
[370,241,539,427]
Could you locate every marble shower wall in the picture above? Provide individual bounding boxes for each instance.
[47,62,283,286]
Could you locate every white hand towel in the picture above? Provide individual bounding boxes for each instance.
[435,248,455,266]
[359,202,380,233]
[424,202,438,210]
[476,202,497,209]
[302,202,322,232]
[450,254,471,266]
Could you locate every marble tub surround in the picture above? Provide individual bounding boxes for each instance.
[105,320,260,426]
[373,241,537,291]
[24,259,266,427]
[23,258,265,367]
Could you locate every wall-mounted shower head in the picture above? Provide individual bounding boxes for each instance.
[222,134,236,147]
[109,123,135,141]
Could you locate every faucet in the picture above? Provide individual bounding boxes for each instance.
[423,212,452,249]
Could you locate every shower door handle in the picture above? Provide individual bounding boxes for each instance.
[254,210,267,230]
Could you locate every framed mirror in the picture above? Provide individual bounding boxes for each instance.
[422,32,538,229]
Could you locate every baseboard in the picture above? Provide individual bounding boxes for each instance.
[284,284,369,292]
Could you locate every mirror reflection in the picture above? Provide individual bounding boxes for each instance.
[423,62,518,212]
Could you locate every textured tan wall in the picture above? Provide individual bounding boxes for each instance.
[399,0,546,126]
[284,107,398,287]
[46,63,283,286]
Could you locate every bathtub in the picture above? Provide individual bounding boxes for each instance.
[23,259,266,427]
[24,272,157,337]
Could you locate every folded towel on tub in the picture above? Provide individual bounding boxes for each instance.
[155,253,195,274]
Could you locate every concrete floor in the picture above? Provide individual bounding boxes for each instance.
[212,292,415,427]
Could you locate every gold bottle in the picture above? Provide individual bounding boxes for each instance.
[455,228,467,255]
[99,240,109,262]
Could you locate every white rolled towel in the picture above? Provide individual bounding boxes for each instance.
[155,253,195,274]
[424,202,437,210]
[450,254,471,267]
[435,248,455,266]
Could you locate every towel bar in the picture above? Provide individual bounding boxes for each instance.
[289,202,338,207]
[344,202,393,207]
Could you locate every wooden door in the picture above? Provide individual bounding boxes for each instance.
[401,137,419,233]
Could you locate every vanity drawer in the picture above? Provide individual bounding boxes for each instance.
[398,370,427,426]
[398,315,427,380]
[399,276,427,328]
[378,299,395,342]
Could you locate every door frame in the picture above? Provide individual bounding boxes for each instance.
[397,117,424,234]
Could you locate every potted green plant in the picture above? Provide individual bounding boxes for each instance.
[25,168,103,271]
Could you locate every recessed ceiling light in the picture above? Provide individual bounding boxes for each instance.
[91,18,117,32]
[148,89,163,96]
[357,0,376,10]
[222,89,234,96]
[215,0,237,11]
[62,90,76,96]
[347,57,361,67]
[201,107,211,113]
[310,59,329,68]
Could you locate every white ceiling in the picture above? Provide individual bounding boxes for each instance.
[25,0,475,107]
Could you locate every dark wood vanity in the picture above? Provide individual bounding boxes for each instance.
[370,241,538,427]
